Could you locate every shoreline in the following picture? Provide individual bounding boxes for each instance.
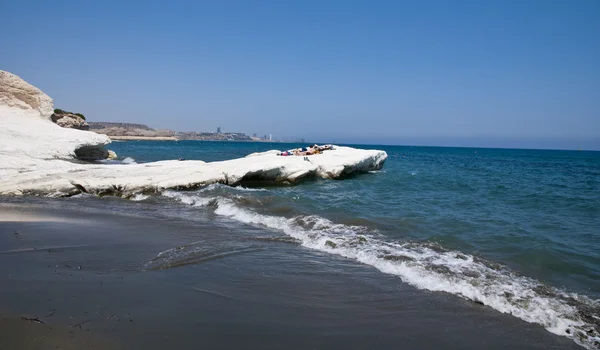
[0,313,118,350]
[0,199,581,350]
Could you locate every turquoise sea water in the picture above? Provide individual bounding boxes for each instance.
[108,141,600,296]
[18,141,600,348]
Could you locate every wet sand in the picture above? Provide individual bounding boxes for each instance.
[0,202,581,350]
[0,313,117,350]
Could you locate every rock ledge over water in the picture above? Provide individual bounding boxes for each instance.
[0,70,387,197]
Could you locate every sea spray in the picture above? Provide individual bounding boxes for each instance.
[164,190,600,349]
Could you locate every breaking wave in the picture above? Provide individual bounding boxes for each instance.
[130,193,149,201]
[162,190,600,349]
[197,183,268,193]
[163,190,214,207]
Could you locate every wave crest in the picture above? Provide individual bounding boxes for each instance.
[160,190,600,349]
[212,197,600,349]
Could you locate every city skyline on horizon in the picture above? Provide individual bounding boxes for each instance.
[84,116,600,150]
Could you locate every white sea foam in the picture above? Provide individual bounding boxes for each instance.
[99,157,137,165]
[70,193,92,199]
[235,186,268,192]
[154,190,600,349]
[130,193,149,201]
[207,197,599,350]
[197,183,267,193]
[162,190,213,207]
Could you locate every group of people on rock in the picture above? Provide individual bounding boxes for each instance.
[277,144,335,157]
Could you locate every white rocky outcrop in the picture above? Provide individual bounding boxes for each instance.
[51,112,90,130]
[0,70,54,119]
[0,71,387,197]
[0,71,111,161]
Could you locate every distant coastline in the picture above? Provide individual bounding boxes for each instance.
[107,136,280,142]
[88,122,278,142]
[106,135,178,141]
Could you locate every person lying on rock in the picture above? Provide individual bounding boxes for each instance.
[277,145,333,156]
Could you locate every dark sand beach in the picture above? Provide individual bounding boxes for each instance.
[0,200,581,350]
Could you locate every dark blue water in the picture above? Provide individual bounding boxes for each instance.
[108,141,600,293]
[80,141,600,348]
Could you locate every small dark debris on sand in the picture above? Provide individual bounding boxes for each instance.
[21,316,44,324]
[71,320,89,329]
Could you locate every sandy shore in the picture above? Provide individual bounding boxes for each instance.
[0,313,117,350]
[0,199,581,350]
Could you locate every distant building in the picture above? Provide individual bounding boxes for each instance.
[269,133,272,141]
[217,126,221,134]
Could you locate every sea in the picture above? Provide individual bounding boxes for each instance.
[2,140,599,349]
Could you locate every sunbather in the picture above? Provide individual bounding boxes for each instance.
[277,144,333,156]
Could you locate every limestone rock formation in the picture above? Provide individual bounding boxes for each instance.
[0,70,387,197]
[0,70,111,161]
[51,111,90,130]
[0,70,53,119]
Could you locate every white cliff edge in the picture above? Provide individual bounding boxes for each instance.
[0,71,387,197]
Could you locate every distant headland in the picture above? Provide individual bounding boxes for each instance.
[49,104,282,142]
[87,121,277,142]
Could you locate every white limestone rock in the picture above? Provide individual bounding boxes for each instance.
[0,146,387,197]
[0,70,111,161]
[0,70,53,119]
[0,70,388,197]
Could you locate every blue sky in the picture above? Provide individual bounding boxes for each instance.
[2,0,599,149]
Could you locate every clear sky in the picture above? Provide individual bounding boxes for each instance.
[2,0,599,149]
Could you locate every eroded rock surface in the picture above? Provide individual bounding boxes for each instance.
[0,70,387,197]
[51,112,89,130]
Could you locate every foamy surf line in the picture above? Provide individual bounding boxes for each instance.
[163,190,600,349]
[163,190,214,207]
[99,157,137,165]
[196,183,268,193]
[130,194,149,201]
